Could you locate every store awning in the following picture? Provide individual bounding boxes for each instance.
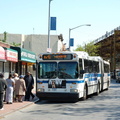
[0,46,6,62]
[11,47,36,63]
[5,48,18,62]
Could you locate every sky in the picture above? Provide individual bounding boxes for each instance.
[0,0,120,50]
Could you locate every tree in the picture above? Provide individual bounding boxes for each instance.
[75,41,100,56]
[0,31,7,42]
[3,31,7,42]
[0,31,21,47]
[75,44,85,51]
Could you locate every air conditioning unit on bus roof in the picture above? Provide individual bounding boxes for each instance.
[74,51,89,57]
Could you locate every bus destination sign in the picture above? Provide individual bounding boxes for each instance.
[43,54,73,60]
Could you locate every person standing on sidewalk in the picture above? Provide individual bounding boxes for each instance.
[13,73,19,102]
[13,73,19,83]
[15,75,26,102]
[6,73,15,104]
[0,73,7,110]
[24,72,35,101]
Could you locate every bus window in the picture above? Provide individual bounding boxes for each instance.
[58,62,78,79]
[38,62,57,79]
[88,60,93,73]
[84,59,89,73]
[93,61,99,73]
[104,63,109,73]
[96,62,99,73]
[79,59,84,78]
[79,59,83,71]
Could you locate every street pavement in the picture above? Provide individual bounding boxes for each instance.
[0,79,117,119]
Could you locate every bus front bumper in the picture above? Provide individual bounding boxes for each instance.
[36,92,79,101]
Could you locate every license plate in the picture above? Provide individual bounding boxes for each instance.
[52,88,57,91]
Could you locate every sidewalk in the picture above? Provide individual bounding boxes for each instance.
[0,88,39,118]
[0,96,39,118]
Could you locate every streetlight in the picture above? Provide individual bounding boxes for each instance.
[69,24,91,50]
[48,0,53,51]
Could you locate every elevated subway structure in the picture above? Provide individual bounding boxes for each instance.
[94,26,120,73]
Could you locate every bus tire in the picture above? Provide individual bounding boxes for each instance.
[82,84,88,100]
[95,82,100,95]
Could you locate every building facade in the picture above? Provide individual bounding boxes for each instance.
[0,42,18,78]
[0,33,65,78]
[23,34,64,55]
[0,41,36,79]
[11,47,36,76]
[0,33,65,55]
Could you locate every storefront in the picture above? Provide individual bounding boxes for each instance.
[11,47,36,76]
[0,46,6,73]
[4,48,18,78]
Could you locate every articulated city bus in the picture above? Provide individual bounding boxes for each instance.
[36,51,110,101]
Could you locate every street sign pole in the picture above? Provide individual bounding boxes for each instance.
[48,0,52,50]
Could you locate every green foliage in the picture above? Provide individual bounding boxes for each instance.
[10,42,21,47]
[75,41,100,56]
[75,44,85,51]
[0,31,21,47]
[0,31,7,42]
[3,31,7,42]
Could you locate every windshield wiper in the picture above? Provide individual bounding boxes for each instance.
[46,71,57,79]
[58,72,73,79]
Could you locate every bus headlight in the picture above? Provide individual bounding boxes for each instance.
[70,89,78,93]
[37,88,44,92]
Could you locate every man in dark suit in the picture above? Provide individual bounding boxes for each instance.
[0,73,7,110]
[24,72,35,101]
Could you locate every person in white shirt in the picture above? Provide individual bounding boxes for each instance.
[6,74,15,104]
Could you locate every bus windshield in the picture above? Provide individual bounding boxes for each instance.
[38,62,78,79]
[58,62,78,79]
[38,62,57,79]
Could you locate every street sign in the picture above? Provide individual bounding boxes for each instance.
[47,48,52,53]
[70,38,74,46]
[50,17,56,30]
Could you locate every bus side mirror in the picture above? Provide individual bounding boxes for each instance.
[80,70,85,74]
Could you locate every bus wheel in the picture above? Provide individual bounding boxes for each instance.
[82,84,87,100]
[95,82,100,95]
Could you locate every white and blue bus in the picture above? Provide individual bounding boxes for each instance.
[36,51,110,101]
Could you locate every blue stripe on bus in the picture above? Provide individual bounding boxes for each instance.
[89,78,97,81]
[37,73,110,84]
[98,74,102,77]
[108,73,110,76]
[84,73,101,81]
[85,73,101,77]
[37,80,84,84]
[37,81,48,83]
[66,80,84,83]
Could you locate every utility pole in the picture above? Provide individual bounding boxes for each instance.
[48,0,52,49]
